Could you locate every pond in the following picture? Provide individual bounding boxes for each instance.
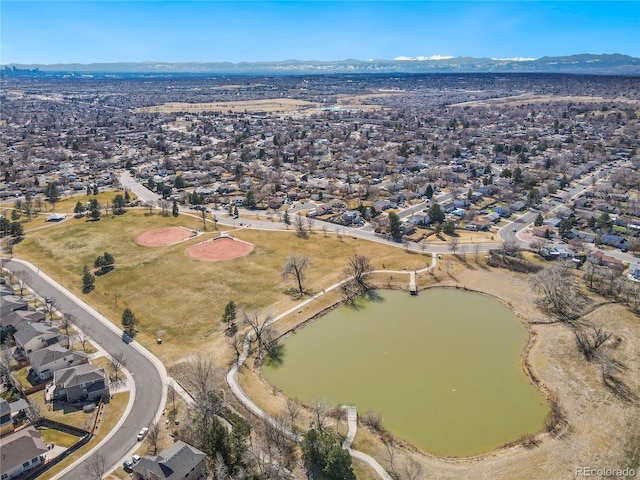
[262,288,549,457]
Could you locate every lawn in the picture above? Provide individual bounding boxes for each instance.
[38,427,81,448]
[14,209,425,364]
[41,392,130,479]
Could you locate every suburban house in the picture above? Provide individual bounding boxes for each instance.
[0,399,12,436]
[0,426,48,479]
[14,323,61,355]
[586,250,624,269]
[132,440,207,480]
[510,201,526,211]
[0,398,29,437]
[599,234,628,249]
[539,244,575,260]
[52,364,110,403]
[0,296,28,318]
[0,284,14,297]
[628,263,640,281]
[341,210,362,225]
[1,310,46,337]
[532,226,552,238]
[28,344,89,382]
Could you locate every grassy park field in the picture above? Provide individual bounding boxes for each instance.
[9,200,640,478]
[13,207,427,364]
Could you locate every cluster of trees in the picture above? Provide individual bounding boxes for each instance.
[74,198,101,221]
[94,251,115,275]
[531,261,637,401]
[301,429,355,480]
[0,216,24,241]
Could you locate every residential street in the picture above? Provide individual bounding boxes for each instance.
[3,259,165,480]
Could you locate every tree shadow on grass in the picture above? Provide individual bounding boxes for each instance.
[264,344,286,368]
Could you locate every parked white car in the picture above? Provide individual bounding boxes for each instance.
[137,427,149,441]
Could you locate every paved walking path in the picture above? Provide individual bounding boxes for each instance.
[225,258,440,479]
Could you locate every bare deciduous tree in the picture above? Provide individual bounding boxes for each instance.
[76,326,93,352]
[294,214,307,239]
[574,325,612,360]
[158,199,170,216]
[242,310,276,359]
[344,254,372,294]
[110,351,126,383]
[305,216,316,234]
[84,452,107,480]
[147,420,161,454]
[285,397,301,433]
[14,271,30,298]
[531,262,589,322]
[59,313,75,348]
[183,354,225,428]
[310,397,331,432]
[43,296,56,320]
[281,254,309,295]
[448,236,459,256]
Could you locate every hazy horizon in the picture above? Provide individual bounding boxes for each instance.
[1,1,638,65]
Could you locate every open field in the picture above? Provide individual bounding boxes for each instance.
[11,210,640,478]
[135,98,318,114]
[451,93,640,108]
[241,257,640,479]
[13,210,427,365]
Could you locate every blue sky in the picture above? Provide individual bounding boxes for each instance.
[2,1,639,64]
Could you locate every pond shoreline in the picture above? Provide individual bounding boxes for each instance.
[255,284,556,460]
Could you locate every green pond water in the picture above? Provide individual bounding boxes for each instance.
[262,288,549,457]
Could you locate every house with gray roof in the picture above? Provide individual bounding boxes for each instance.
[132,440,207,480]
[14,323,61,355]
[28,344,89,382]
[1,310,46,337]
[0,426,48,479]
[52,364,110,403]
[0,296,28,317]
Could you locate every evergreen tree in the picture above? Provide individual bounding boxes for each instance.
[302,429,355,480]
[93,184,99,195]
[74,201,85,216]
[427,202,445,224]
[425,184,434,200]
[172,200,179,217]
[221,300,237,334]
[388,212,402,238]
[283,210,290,225]
[244,189,256,209]
[82,265,95,293]
[89,198,101,221]
[46,182,60,206]
[534,212,544,226]
[121,308,139,338]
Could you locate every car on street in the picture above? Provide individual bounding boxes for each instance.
[137,427,149,441]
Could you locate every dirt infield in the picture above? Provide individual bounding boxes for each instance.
[186,237,254,262]
[135,226,196,247]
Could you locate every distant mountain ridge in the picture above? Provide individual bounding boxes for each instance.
[3,54,640,75]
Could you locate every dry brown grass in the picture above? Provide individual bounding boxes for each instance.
[452,93,640,108]
[14,210,423,367]
[240,258,640,479]
[135,98,318,114]
[41,392,129,479]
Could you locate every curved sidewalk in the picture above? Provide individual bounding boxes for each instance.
[225,259,440,479]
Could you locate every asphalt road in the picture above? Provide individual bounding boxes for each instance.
[4,259,163,480]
